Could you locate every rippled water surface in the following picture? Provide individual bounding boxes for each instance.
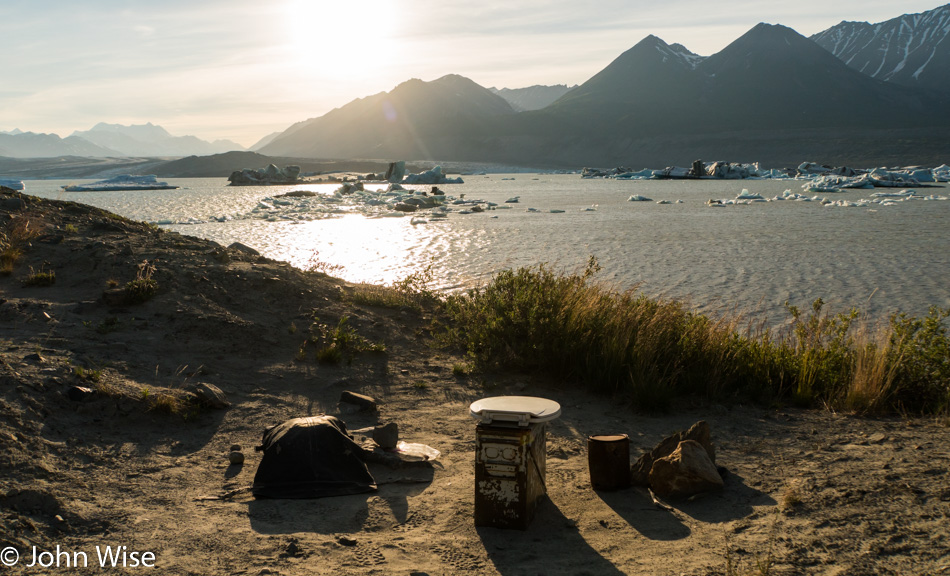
[25,175,950,323]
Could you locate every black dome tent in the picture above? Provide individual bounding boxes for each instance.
[252,416,377,499]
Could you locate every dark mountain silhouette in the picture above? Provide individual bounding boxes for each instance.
[812,4,950,94]
[694,23,941,129]
[252,23,950,168]
[260,74,515,160]
[543,24,943,136]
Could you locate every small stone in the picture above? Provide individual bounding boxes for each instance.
[102,288,129,307]
[339,390,376,411]
[868,432,887,444]
[228,451,245,465]
[282,540,300,558]
[24,352,45,363]
[193,382,230,409]
[373,422,399,450]
[337,536,357,547]
[228,242,260,256]
[230,444,242,452]
[67,386,95,402]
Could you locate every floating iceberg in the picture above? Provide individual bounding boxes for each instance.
[402,165,463,185]
[228,164,300,186]
[651,166,692,179]
[62,174,179,192]
[628,194,652,202]
[0,178,25,191]
[870,189,918,199]
[385,161,406,183]
[736,189,764,200]
[867,168,919,188]
[614,169,655,180]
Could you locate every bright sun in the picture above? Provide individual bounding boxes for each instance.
[283,0,400,80]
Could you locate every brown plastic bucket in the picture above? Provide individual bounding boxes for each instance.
[587,434,630,490]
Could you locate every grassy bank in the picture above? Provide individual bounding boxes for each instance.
[438,258,950,414]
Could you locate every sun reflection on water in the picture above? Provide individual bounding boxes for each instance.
[260,214,449,287]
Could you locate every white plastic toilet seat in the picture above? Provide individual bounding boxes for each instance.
[469,396,561,426]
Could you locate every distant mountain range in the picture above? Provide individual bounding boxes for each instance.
[812,4,950,94]
[0,131,121,158]
[0,123,245,159]
[260,12,950,167]
[71,123,245,157]
[4,4,950,168]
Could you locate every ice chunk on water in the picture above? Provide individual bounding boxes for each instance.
[0,178,24,191]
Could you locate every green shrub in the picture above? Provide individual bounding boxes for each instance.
[0,217,38,275]
[888,306,950,412]
[22,266,56,287]
[125,260,157,303]
[298,316,384,365]
[440,259,950,414]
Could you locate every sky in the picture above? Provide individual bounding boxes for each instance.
[1,0,943,147]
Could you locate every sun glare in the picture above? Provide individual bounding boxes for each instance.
[283,0,400,79]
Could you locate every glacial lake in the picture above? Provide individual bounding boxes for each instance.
[24,174,950,327]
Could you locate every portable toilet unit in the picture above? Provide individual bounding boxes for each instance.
[469,396,561,529]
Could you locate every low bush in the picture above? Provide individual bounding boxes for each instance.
[440,259,950,414]
[125,260,157,303]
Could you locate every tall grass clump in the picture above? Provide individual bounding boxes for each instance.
[0,217,39,275]
[125,260,157,303]
[348,266,440,312]
[441,259,950,414]
[442,258,783,410]
[782,299,857,406]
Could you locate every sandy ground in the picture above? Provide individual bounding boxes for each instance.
[1,189,948,575]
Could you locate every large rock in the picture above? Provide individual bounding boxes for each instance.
[648,439,724,498]
[192,382,230,409]
[631,421,715,486]
[339,390,376,411]
[227,242,260,256]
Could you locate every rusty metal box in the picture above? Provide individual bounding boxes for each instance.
[474,422,547,529]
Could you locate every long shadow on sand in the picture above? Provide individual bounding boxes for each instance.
[596,469,775,537]
[247,464,434,534]
[595,488,691,541]
[670,469,775,523]
[477,498,627,576]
